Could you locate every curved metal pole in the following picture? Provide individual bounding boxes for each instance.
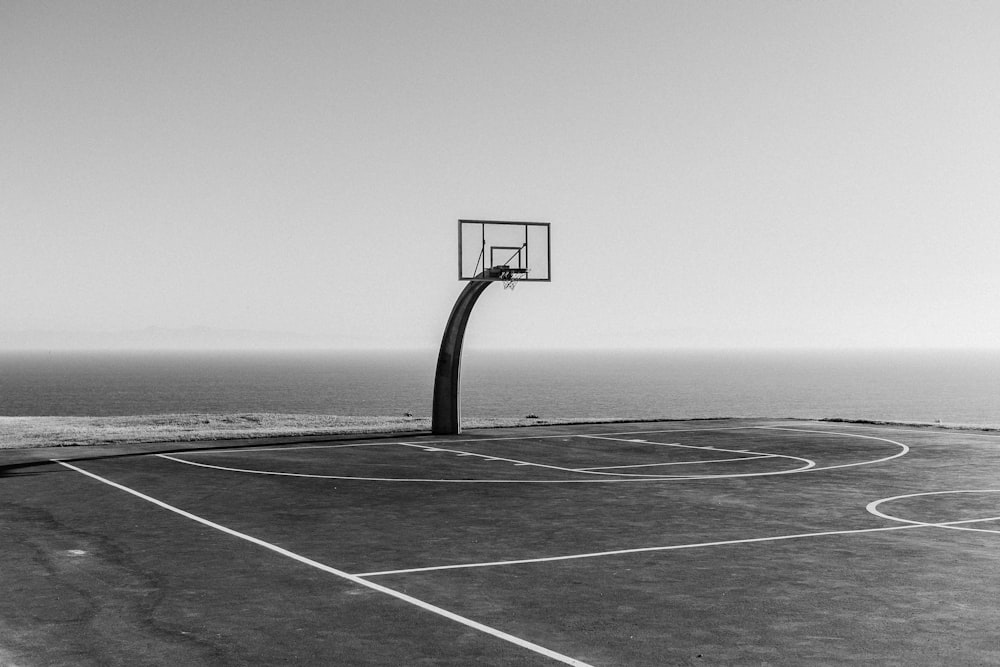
[432,278,495,435]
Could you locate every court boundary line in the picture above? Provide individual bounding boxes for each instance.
[51,459,593,667]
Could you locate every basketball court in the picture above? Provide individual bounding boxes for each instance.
[5,223,999,664]
[3,419,1000,665]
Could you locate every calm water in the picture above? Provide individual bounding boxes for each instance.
[1,350,999,427]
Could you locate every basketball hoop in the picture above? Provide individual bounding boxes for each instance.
[500,267,528,289]
[436,220,553,435]
[458,220,551,284]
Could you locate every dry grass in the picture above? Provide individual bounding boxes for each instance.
[0,413,616,450]
[6,414,993,451]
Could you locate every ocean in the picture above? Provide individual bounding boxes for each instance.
[1,350,999,428]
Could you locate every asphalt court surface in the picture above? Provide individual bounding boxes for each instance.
[3,419,1000,665]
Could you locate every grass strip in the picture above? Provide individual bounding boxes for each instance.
[0,413,627,450]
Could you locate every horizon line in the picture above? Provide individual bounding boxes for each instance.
[2,346,1000,353]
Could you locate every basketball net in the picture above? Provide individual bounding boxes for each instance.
[501,269,527,290]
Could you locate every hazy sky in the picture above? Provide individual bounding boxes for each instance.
[3,1,999,350]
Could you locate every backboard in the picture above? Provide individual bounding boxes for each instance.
[458,220,551,282]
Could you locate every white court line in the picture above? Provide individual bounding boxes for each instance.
[399,443,799,480]
[566,426,764,438]
[396,443,679,479]
[400,443,642,475]
[52,459,592,667]
[582,434,802,458]
[575,455,773,471]
[354,524,930,578]
[750,427,910,472]
[579,434,816,477]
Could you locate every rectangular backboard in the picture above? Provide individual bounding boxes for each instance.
[458,220,551,282]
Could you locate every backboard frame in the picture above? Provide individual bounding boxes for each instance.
[458,220,551,282]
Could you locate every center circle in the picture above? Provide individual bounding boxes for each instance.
[866,489,1000,532]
